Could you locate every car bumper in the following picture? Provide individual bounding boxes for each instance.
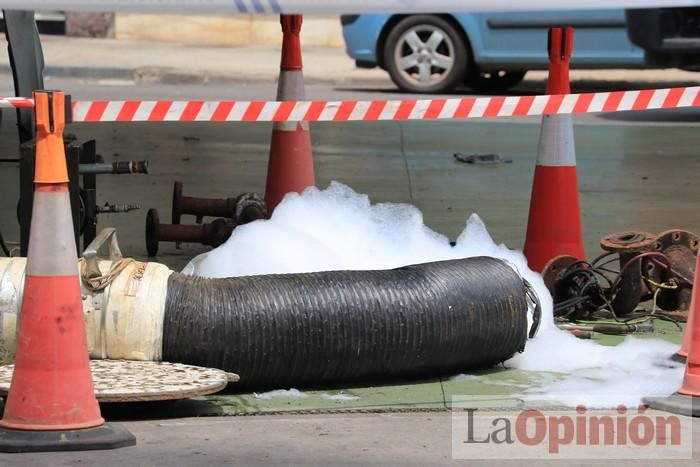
[341,14,392,66]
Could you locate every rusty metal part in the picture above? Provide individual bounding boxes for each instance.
[647,229,699,312]
[600,231,656,253]
[658,310,690,323]
[542,255,608,319]
[568,329,593,339]
[146,208,235,257]
[0,360,234,402]
[149,189,266,256]
[96,202,140,213]
[541,255,580,296]
[542,229,699,319]
[234,192,268,224]
[558,322,655,335]
[172,181,239,225]
[171,181,268,225]
[600,231,657,316]
[79,160,149,175]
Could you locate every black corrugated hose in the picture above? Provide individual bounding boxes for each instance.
[163,257,540,389]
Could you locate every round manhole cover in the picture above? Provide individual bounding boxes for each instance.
[0,360,236,402]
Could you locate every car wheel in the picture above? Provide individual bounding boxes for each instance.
[464,70,527,92]
[384,15,468,94]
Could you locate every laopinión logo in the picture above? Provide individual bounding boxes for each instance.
[451,396,693,459]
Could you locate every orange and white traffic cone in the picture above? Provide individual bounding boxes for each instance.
[523,27,585,272]
[264,14,315,212]
[0,91,135,452]
[645,254,700,417]
[673,255,699,363]
[677,305,700,406]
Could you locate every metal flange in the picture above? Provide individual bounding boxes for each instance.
[599,231,656,253]
[541,254,580,296]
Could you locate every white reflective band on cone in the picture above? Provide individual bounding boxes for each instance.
[276,70,309,132]
[26,190,80,277]
[536,114,576,167]
[0,258,173,362]
[277,71,305,101]
[3,0,700,14]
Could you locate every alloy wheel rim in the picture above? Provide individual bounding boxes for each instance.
[394,25,456,88]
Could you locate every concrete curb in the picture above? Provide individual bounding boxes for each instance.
[0,63,389,87]
[0,64,133,81]
[133,66,389,86]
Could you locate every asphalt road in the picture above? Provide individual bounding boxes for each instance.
[1,75,700,271]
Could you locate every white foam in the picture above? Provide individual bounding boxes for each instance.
[185,182,685,406]
[254,388,306,400]
[321,392,360,401]
[184,182,458,277]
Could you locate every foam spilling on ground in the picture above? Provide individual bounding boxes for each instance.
[253,388,359,402]
[185,182,684,406]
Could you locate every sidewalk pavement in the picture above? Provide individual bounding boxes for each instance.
[1,35,699,88]
[11,413,700,466]
[1,35,388,86]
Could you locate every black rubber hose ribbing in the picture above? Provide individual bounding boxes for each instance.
[163,257,531,389]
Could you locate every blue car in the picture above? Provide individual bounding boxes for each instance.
[341,11,644,93]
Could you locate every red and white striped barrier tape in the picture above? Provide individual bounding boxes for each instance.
[3,87,699,122]
[0,97,36,109]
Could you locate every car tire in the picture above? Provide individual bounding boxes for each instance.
[383,15,468,94]
[464,70,527,93]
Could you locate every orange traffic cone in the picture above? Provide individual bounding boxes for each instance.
[0,91,135,452]
[523,27,585,272]
[678,305,700,400]
[673,255,698,363]
[644,254,700,417]
[264,14,315,212]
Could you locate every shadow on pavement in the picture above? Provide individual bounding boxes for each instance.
[599,107,700,123]
[99,398,224,421]
[335,79,700,98]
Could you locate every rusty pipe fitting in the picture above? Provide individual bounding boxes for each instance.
[97,203,140,214]
[149,190,267,257]
[79,160,149,175]
[541,255,580,298]
[646,229,699,312]
[172,181,240,225]
[171,181,268,225]
[146,208,235,257]
[233,193,268,225]
[600,231,656,316]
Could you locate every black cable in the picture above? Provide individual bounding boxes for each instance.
[591,251,616,265]
[0,230,10,257]
[553,248,692,333]
[595,257,622,269]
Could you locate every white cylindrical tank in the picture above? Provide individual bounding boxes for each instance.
[0,257,172,363]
